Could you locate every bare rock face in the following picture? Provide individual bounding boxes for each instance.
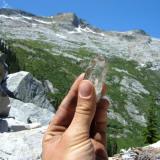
[6,71,55,112]
[0,126,47,160]
[0,70,55,160]
[9,98,54,126]
[53,13,80,30]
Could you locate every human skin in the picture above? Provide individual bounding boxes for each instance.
[42,73,109,160]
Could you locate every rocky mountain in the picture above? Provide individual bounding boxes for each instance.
[0,8,160,158]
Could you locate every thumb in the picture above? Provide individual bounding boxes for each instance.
[70,80,96,133]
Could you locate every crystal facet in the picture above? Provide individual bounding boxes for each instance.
[85,54,107,101]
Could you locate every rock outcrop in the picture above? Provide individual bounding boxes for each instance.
[53,13,81,29]
[109,141,160,160]
[43,80,58,94]
[0,70,55,159]
[9,98,53,125]
[0,70,55,130]
[0,126,46,160]
[6,71,55,112]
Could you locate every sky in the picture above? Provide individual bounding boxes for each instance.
[0,0,160,38]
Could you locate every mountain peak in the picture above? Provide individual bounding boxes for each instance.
[52,12,81,28]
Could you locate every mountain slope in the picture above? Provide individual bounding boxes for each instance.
[0,8,160,152]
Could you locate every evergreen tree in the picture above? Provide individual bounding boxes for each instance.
[144,104,159,144]
[107,137,118,156]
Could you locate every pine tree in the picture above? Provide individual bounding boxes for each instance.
[107,137,118,156]
[144,104,159,144]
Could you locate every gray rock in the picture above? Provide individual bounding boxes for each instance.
[43,80,58,94]
[120,76,150,95]
[6,71,55,112]
[124,101,146,126]
[0,95,10,117]
[0,126,47,160]
[0,118,8,132]
[121,148,138,160]
[108,109,128,126]
[53,13,81,30]
[0,117,41,133]
[9,98,54,125]
[110,141,160,159]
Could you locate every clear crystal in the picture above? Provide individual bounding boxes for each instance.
[85,54,107,101]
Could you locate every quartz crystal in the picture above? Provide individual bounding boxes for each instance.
[85,54,107,101]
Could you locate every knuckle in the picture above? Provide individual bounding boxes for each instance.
[76,102,95,115]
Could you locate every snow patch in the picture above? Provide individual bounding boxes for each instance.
[22,16,32,20]
[55,34,67,39]
[113,67,129,74]
[34,19,53,25]
[0,15,53,25]
[68,26,105,37]
[0,15,29,24]
[23,16,54,24]
[75,26,82,33]
[0,15,20,20]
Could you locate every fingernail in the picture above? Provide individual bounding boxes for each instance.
[79,80,93,98]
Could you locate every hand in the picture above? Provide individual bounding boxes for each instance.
[42,73,109,160]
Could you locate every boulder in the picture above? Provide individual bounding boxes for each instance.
[6,71,55,112]
[9,98,54,125]
[0,94,10,117]
[0,126,47,160]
